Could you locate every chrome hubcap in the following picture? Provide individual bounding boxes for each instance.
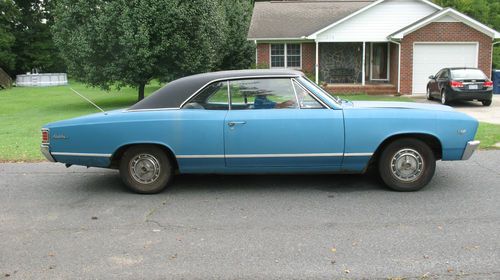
[441,92,446,104]
[391,149,424,182]
[129,154,161,184]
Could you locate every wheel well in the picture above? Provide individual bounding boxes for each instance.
[110,143,179,171]
[369,134,442,167]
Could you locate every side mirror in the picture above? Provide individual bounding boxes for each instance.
[428,75,435,80]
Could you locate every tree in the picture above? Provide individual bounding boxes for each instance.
[52,0,228,101]
[218,0,255,70]
[10,0,66,75]
[0,0,19,75]
[433,0,500,69]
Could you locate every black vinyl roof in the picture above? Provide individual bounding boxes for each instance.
[129,69,303,110]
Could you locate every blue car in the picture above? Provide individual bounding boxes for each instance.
[41,70,480,193]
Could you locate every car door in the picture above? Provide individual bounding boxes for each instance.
[224,78,344,168]
[437,69,450,93]
[429,70,441,95]
[177,81,229,173]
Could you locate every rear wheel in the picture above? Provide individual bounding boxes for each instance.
[482,100,492,106]
[119,146,173,194]
[378,138,436,192]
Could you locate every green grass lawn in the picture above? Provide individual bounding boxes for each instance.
[0,84,497,161]
[476,122,500,149]
[339,94,416,102]
[0,82,161,161]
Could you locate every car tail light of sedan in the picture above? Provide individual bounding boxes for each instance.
[483,81,493,88]
[450,80,464,88]
[42,129,49,145]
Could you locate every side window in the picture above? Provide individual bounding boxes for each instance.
[230,78,298,110]
[292,80,324,109]
[182,81,228,110]
[441,70,449,79]
[435,70,442,78]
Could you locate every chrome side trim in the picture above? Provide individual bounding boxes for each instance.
[40,145,55,162]
[345,153,374,157]
[177,155,226,159]
[461,140,480,160]
[176,153,373,159]
[226,153,344,158]
[51,152,112,158]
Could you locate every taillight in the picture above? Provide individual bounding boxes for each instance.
[42,129,49,145]
[450,80,464,88]
[484,81,493,88]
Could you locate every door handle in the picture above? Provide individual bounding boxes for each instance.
[227,121,246,127]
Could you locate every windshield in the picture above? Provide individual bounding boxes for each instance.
[451,69,487,80]
[297,76,341,105]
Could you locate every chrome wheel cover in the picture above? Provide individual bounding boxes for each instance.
[129,153,161,184]
[390,149,424,182]
[426,88,430,99]
[441,92,446,104]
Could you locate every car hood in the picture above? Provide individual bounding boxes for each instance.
[346,101,454,112]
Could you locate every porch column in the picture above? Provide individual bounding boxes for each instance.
[362,42,366,86]
[315,41,319,84]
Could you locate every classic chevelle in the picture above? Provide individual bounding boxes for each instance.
[41,70,480,193]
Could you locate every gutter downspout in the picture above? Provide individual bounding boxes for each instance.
[492,40,499,77]
[389,38,402,94]
[254,40,258,69]
[315,41,319,84]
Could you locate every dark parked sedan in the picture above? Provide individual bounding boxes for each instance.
[426,68,493,106]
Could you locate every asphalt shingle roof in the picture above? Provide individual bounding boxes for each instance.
[247,0,376,39]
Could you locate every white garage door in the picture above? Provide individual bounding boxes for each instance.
[412,43,478,94]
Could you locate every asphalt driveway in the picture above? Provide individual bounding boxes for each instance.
[415,94,500,124]
[1,151,499,279]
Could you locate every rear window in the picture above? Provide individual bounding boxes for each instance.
[451,69,487,80]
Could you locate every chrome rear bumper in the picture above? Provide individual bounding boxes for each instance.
[461,140,480,160]
[41,145,56,162]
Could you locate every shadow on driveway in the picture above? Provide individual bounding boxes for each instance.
[78,170,387,195]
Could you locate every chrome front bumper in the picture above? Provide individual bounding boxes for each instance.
[41,145,56,162]
[461,140,480,160]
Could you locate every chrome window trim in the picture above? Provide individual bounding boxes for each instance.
[227,80,232,110]
[179,74,301,109]
[126,108,180,112]
[290,78,302,108]
[291,78,330,109]
[126,74,324,112]
[298,76,342,107]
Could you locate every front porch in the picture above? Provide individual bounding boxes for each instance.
[315,42,400,94]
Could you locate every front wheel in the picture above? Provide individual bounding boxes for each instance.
[426,87,433,100]
[119,146,173,194]
[378,138,436,191]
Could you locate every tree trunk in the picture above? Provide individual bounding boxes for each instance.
[138,83,146,101]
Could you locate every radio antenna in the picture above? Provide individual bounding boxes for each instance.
[69,88,107,115]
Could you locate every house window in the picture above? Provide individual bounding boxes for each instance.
[270,43,301,69]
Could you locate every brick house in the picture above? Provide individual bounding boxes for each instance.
[248,0,500,95]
